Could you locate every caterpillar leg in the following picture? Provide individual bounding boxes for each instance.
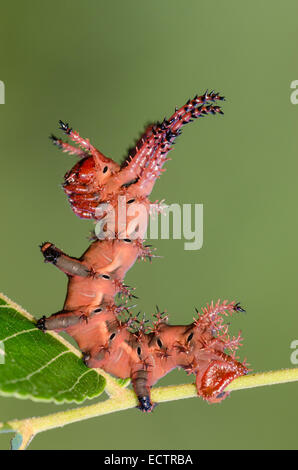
[131,369,155,412]
[36,309,87,332]
[40,242,90,278]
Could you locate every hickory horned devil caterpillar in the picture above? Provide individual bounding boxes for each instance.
[37,90,248,412]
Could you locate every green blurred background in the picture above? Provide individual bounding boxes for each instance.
[0,0,298,450]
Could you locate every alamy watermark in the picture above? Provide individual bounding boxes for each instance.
[94,197,203,251]
[0,80,5,104]
[0,341,5,364]
[290,340,298,364]
[290,80,298,105]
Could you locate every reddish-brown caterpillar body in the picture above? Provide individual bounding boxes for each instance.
[37,91,248,412]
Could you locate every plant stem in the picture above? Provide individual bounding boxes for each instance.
[1,367,298,449]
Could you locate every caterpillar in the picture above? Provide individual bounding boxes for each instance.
[37,91,248,412]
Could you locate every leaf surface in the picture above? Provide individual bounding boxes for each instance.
[0,293,106,403]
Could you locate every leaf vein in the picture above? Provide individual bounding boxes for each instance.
[4,351,70,385]
[56,369,94,397]
[0,328,38,343]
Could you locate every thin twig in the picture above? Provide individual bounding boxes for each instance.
[1,367,298,450]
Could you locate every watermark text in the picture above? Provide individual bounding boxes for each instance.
[94,198,203,251]
[0,81,5,104]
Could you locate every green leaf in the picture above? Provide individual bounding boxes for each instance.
[0,293,106,403]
